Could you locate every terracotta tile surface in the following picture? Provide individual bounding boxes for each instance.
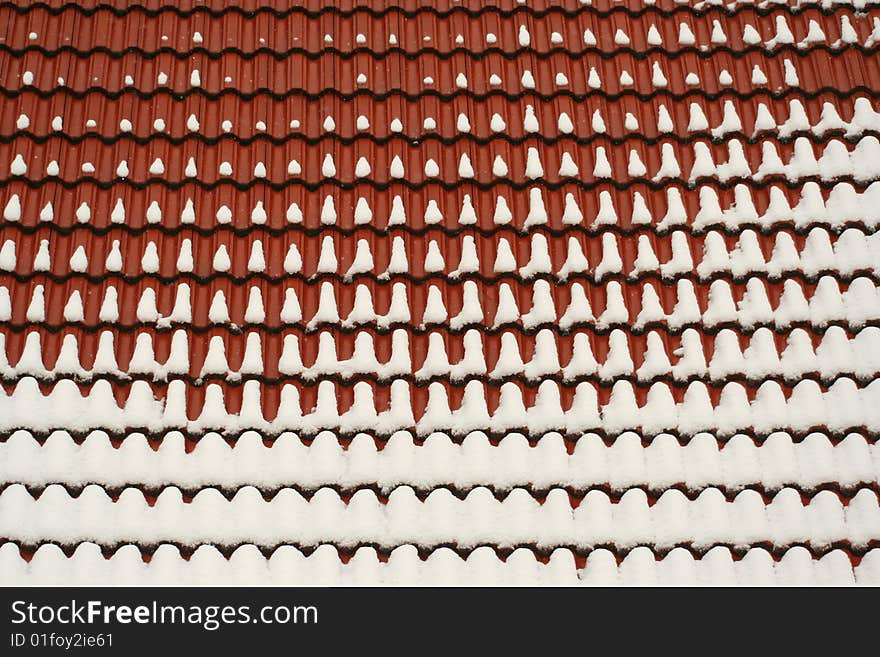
[1,0,880,584]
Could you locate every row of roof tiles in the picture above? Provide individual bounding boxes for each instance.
[4,8,878,52]
[1,0,874,14]
[3,429,877,494]
[2,275,877,330]
[2,227,875,281]
[4,542,879,586]
[15,541,880,585]
[1,375,878,436]
[1,325,877,385]
[2,482,879,551]
[5,136,880,185]
[3,50,876,95]
[4,95,879,141]
[2,182,878,231]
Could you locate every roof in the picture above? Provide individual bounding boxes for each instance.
[1,0,880,585]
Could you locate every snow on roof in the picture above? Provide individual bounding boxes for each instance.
[0,0,879,585]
